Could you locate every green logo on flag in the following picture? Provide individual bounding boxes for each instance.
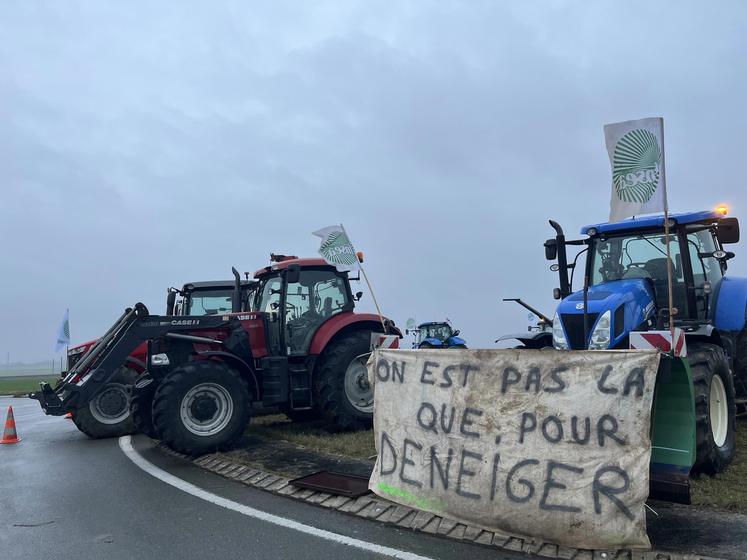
[612,129,661,203]
[319,230,357,266]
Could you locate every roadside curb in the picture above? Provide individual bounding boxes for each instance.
[158,444,723,560]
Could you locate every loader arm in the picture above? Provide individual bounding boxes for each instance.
[33,303,232,416]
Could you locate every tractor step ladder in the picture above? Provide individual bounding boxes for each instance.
[289,366,313,410]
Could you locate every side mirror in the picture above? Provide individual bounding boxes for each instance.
[552,288,561,300]
[544,239,557,261]
[717,217,740,244]
[285,264,300,284]
[452,330,460,337]
[355,291,363,301]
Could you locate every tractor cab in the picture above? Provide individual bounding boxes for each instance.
[546,209,741,352]
[167,280,258,316]
[409,321,466,349]
[251,255,359,356]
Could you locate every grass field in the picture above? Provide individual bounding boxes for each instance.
[0,375,58,396]
[248,414,747,513]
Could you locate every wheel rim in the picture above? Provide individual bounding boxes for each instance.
[344,355,373,413]
[180,383,234,436]
[709,374,729,448]
[89,383,130,425]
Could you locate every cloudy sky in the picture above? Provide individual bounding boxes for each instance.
[1,1,746,362]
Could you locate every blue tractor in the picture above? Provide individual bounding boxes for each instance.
[506,208,744,499]
[409,321,467,349]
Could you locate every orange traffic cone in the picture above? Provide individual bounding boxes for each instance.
[1,406,21,444]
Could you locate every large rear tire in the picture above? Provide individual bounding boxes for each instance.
[152,360,250,455]
[689,343,737,475]
[315,330,373,431]
[72,367,139,439]
[734,327,747,397]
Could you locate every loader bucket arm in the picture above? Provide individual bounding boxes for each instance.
[33,304,232,416]
[648,355,696,504]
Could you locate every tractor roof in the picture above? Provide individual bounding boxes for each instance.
[418,321,450,328]
[183,280,253,290]
[253,257,333,279]
[580,209,723,235]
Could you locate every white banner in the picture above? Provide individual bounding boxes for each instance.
[368,349,660,549]
[605,117,666,223]
[312,225,360,271]
[55,308,70,352]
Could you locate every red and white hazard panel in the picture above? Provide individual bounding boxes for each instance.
[370,333,400,350]
[629,328,687,357]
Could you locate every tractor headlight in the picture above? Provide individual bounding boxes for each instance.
[150,353,170,366]
[552,312,568,350]
[588,310,611,349]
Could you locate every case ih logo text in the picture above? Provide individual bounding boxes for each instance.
[171,319,200,326]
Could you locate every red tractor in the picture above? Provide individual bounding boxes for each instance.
[35,255,400,454]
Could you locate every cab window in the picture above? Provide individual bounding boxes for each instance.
[285,270,350,354]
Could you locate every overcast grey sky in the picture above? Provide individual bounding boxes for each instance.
[1,1,746,361]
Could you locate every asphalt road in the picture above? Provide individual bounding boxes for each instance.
[0,397,526,560]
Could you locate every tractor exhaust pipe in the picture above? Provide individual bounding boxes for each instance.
[231,267,242,313]
[548,220,571,299]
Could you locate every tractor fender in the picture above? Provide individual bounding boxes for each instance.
[713,277,747,332]
[448,336,467,347]
[194,351,260,399]
[308,312,387,355]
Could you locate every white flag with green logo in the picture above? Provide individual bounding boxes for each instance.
[605,117,667,222]
[55,308,70,352]
[313,225,360,271]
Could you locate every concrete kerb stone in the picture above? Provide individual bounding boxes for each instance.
[156,444,723,560]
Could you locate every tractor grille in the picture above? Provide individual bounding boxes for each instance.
[560,313,598,350]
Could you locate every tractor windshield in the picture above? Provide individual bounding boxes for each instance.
[187,289,234,315]
[420,324,451,341]
[590,232,686,314]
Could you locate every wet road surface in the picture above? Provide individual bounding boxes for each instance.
[0,397,526,560]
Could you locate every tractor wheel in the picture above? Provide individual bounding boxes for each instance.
[315,330,374,431]
[152,360,250,455]
[418,342,434,349]
[448,344,468,349]
[130,385,158,439]
[734,327,747,397]
[689,343,737,475]
[72,367,138,439]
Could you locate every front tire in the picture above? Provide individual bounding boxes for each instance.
[152,360,251,455]
[689,343,737,474]
[315,330,374,431]
[72,367,138,439]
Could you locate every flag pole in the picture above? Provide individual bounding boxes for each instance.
[340,224,387,332]
[660,122,676,347]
